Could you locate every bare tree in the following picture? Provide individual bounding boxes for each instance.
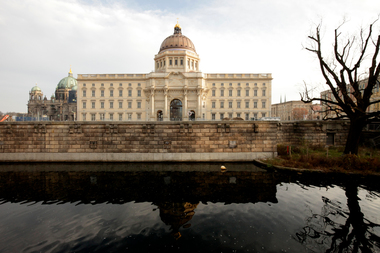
[301,18,380,155]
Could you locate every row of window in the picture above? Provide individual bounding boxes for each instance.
[211,112,266,120]
[82,113,142,121]
[82,101,142,109]
[83,83,142,87]
[211,89,266,97]
[211,101,266,109]
[156,58,198,69]
[82,90,142,98]
[211,83,266,87]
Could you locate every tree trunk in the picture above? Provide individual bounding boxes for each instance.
[344,119,366,155]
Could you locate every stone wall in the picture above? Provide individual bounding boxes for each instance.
[0,120,349,162]
[276,120,349,147]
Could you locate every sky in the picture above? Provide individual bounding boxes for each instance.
[1,0,379,113]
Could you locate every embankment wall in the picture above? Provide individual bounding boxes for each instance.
[0,121,349,162]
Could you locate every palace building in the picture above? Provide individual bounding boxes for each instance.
[77,23,272,121]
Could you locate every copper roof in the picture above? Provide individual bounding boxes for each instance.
[158,25,196,53]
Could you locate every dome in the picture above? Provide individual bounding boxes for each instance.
[71,85,78,91]
[31,85,41,92]
[159,23,196,54]
[57,71,77,89]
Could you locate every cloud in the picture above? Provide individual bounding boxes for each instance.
[0,0,379,113]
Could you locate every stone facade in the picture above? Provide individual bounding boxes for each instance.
[77,23,272,122]
[0,121,349,162]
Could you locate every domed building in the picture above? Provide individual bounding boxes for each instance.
[27,69,77,121]
[77,23,272,121]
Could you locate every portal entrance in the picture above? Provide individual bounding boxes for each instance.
[157,110,163,121]
[170,99,182,121]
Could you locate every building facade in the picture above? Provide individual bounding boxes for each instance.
[271,100,320,121]
[77,23,272,121]
[320,76,380,119]
[27,70,77,121]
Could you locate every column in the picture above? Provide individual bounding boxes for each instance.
[164,79,168,120]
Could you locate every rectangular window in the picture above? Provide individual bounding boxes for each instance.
[254,102,257,108]
[246,90,249,96]
[254,90,257,96]
[262,90,266,96]
[237,90,241,96]
[237,113,241,118]
[119,90,123,97]
[175,59,178,65]
[128,113,132,120]
[137,90,141,97]
[109,113,113,121]
[220,113,224,120]
[229,101,232,108]
[100,102,104,109]
[100,113,105,121]
[119,101,122,108]
[119,113,123,121]
[245,113,249,120]
[83,90,86,97]
[128,90,132,97]
[221,90,224,97]
[212,90,215,96]
[110,90,113,97]
[110,101,113,109]
[137,101,141,108]
[180,59,183,65]
[170,59,172,65]
[212,113,215,120]
[83,102,86,109]
[137,113,141,120]
[262,102,266,108]
[92,90,95,97]
[91,102,95,109]
[229,113,233,118]
[212,102,215,108]
[262,112,266,117]
[101,90,104,97]
[82,113,86,121]
[245,101,249,108]
[91,114,96,121]
[237,101,241,108]
[128,101,132,108]
[220,101,224,108]
[229,90,232,96]
[254,113,258,119]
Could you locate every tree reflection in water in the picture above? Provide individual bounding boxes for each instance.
[295,182,380,252]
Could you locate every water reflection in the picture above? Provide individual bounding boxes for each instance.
[295,181,380,252]
[0,163,379,252]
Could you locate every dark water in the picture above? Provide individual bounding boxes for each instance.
[0,163,379,253]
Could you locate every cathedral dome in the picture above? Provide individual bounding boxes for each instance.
[159,22,196,54]
[57,69,77,89]
[31,85,41,92]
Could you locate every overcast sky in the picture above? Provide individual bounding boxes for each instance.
[1,0,379,113]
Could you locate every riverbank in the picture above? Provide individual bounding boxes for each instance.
[256,145,380,176]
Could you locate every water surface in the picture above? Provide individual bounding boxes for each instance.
[0,163,379,252]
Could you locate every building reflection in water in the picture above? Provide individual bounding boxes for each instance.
[156,202,199,240]
[0,162,282,238]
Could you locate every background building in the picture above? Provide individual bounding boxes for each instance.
[271,100,320,121]
[27,69,77,121]
[320,77,380,119]
[77,23,272,121]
